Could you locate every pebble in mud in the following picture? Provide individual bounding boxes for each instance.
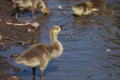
[8,75,21,80]
[13,67,20,72]
[10,53,21,59]
[0,43,8,50]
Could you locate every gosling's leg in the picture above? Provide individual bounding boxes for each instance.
[32,67,36,80]
[40,61,49,80]
[31,0,35,19]
[40,70,46,80]
[15,6,20,19]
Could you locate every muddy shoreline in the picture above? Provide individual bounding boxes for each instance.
[0,0,21,80]
[0,0,39,80]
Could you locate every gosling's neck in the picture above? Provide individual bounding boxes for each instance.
[50,33,59,45]
[50,33,63,50]
[50,33,63,58]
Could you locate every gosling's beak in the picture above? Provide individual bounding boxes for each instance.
[60,25,64,29]
[43,12,50,15]
[60,25,68,30]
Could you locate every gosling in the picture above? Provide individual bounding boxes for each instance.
[12,0,49,19]
[72,1,98,16]
[15,26,63,80]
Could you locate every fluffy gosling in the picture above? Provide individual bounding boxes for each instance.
[72,1,98,16]
[12,0,49,19]
[15,26,63,80]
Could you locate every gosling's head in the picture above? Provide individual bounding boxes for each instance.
[41,6,49,14]
[72,6,78,12]
[86,1,93,8]
[87,1,98,11]
[50,26,61,36]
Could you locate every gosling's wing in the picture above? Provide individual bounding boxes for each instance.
[19,43,53,59]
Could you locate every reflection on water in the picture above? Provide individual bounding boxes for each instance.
[73,15,94,29]
[0,0,120,80]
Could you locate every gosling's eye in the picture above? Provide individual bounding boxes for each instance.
[56,28,59,30]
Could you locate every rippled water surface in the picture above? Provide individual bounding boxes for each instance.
[1,0,120,80]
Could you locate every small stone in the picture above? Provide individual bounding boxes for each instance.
[106,49,111,52]
[27,28,32,32]
[27,28,35,32]
[11,75,21,80]
[31,22,40,28]
[58,5,63,9]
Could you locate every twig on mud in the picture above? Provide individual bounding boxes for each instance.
[0,34,29,45]
[6,20,40,28]
[6,21,31,26]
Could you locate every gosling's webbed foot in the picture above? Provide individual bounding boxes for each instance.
[32,75,35,80]
[41,76,46,80]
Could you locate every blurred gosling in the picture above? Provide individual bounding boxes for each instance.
[72,1,98,16]
[12,0,49,19]
[15,26,63,80]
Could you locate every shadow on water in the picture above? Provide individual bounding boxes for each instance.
[0,0,120,80]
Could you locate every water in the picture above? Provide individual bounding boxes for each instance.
[0,0,120,80]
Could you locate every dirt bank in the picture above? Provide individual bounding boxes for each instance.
[0,0,40,80]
